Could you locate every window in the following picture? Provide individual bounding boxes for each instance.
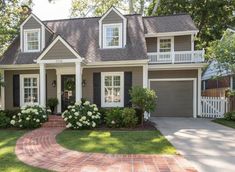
[101,72,124,107]
[24,29,40,52]
[158,38,173,52]
[103,24,122,48]
[20,74,39,106]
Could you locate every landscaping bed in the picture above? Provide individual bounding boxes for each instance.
[0,129,48,172]
[57,130,176,155]
[213,118,235,129]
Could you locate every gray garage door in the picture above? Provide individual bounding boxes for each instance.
[150,80,194,117]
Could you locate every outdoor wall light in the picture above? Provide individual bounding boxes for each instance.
[82,79,86,87]
[52,80,56,87]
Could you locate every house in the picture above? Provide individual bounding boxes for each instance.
[0,7,205,117]
[202,28,235,97]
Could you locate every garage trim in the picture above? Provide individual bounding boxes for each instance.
[148,78,197,118]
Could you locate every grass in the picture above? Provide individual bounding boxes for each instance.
[213,118,235,129]
[57,130,176,154]
[0,129,48,172]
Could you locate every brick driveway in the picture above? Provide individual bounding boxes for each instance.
[15,128,197,172]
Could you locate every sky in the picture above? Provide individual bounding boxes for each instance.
[32,0,72,20]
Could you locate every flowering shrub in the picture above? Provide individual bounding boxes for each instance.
[62,101,101,129]
[10,105,50,129]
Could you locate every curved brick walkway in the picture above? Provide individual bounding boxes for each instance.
[15,127,197,172]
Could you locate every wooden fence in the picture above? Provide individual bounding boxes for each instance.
[201,96,229,118]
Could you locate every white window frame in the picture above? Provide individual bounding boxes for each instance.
[20,74,39,106]
[101,72,124,107]
[103,23,122,48]
[24,29,40,52]
[157,37,174,52]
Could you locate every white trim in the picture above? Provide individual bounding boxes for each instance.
[191,34,194,51]
[148,63,207,70]
[36,36,83,63]
[101,72,124,107]
[198,68,202,116]
[20,25,23,51]
[39,59,82,64]
[85,60,149,67]
[1,70,5,110]
[23,29,41,52]
[41,25,45,49]
[20,14,53,34]
[145,30,199,37]
[157,37,174,53]
[75,62,82,102]
[99,7,127,48]
[39,63,46,107]
[102,23,123,48]
[20,74,40,107]
[143,65,148,88]
[148,78,197,118]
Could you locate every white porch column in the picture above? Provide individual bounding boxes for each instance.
[143,64,148,88]
[39,63,46,107]
[75,62,82,101]
[198,68,202,117]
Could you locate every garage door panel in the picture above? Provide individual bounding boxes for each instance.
[150,81,193,117]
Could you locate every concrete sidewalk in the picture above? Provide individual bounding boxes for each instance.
[151,117,235,172]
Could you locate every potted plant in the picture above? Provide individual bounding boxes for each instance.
[47,98,59,114]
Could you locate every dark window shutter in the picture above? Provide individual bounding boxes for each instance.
[124,72,132,107]
[93,72,101,107]
[13,75,20,107]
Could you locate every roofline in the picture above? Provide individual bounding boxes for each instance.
[99,6,126,23]
[36,35,83,63]
[143,13,190,18]
[145,30,199,37]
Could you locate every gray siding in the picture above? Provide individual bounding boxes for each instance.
[42,40,77,60]
[45,29,52,47]
[150,81,193,117]
[174,35,191,51]
[23,17,41,29]
[102,10,123,24]
[146,38,157,52]
[82,67,143,103]
[146,35,192,52]
[4,69,57,110]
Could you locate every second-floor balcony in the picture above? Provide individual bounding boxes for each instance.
[148,50,205,64]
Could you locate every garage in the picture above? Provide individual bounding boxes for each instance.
[150,79,196,117]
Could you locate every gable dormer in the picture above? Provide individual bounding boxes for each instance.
[99,7,127,49]
[20,14,53,53]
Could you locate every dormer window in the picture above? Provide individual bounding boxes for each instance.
[103,24,122,48]
[24,29,40,52]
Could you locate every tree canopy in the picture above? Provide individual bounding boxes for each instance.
[148,0,235,49]
[0,0,32,56]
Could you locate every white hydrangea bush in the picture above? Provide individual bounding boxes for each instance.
[62,100,101,129]
[10,105,50,128]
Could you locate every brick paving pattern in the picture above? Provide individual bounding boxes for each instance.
[15,116,198,172]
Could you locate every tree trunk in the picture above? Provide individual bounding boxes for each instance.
[139,0,145,15]
[151,0,160,16]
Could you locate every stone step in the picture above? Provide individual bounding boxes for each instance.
[42,115,66,128]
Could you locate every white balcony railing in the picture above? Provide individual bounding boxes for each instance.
[148,50,205,64]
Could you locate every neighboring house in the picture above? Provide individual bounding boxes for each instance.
[202,28,235,97]
[0,7,205,117]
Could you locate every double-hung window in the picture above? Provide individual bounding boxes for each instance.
[20,74,39,106]
[103,24,122,48]
[24,29,40,52]
[158,38,173,52]
[101,72,124,107]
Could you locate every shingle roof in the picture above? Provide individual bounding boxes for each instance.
[143,14,198,34]
[0,13,198,65]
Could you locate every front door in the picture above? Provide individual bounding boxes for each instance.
[61,75,76,112]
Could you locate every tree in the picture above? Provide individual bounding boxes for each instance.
[148,0,235,49]
[207,30,235,72]
[129,86,156,126]
[0,0,32,56]
[70,0,151,17]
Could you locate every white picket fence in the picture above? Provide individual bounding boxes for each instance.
[201,96,229,118]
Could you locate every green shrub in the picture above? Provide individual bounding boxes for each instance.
[122,108,138,128]
[62,100,101,129]
[231,113,235,121]
[10,105,50,129]
[105,108,123,128]
[4,109,21,119]
[0,111,10,128]
[130,86,157,125]
[47,98,58,114]
[224,112,233,120]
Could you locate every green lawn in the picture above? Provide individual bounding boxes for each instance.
[0,130,48,172]
[213,118,235,129]
[57,130,176,154]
